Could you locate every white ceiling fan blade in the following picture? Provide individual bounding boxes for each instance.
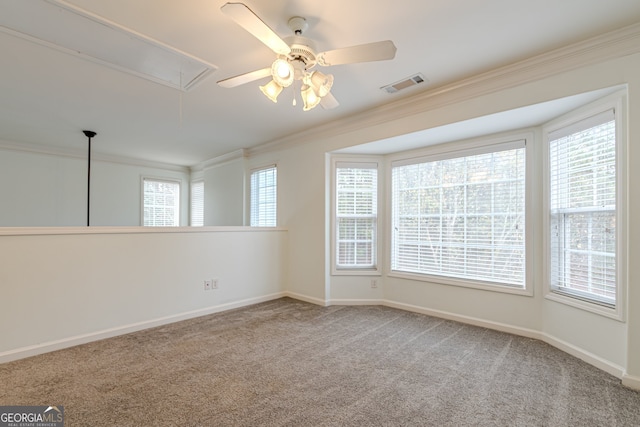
[217,67,271,88]
[317,40,397,66]
[221,3,291,56]
[320,92,339,110]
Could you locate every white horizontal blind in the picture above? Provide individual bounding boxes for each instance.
[336,163,377,269]
[391,143,525,286]
[190,181,204,226]
[251,166,277,227]
[143,178,180,226]
[548,109,616,306]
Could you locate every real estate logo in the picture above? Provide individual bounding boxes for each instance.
[0,406,64,427]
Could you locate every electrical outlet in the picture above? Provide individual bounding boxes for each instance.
[204,280,212,291]
[371,279,378,288]
[212,278,219,289]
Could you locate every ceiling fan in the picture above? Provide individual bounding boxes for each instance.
[217,2,397,111]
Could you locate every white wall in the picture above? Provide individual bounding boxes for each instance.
[0,147,190,226]
[244,35,640,385]
[2,24,639,390]
[203,157,245,226]
[0,227,288,362]
[0,148,85,226]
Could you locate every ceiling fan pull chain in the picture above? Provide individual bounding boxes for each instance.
[179,70,184,127]
[292,80,297,106]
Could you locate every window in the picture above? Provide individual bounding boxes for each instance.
[250,165,277,227]
[335,162,378,270]
[190,181,204,226]
[547,109,618,308]
[142,178,180,226]
[391,141,526,289]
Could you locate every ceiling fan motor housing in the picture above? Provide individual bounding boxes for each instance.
[285,35,317,70]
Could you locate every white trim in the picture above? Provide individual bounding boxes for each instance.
[249,163,278,174]
[0,292,286,364]
[330,156,383,275]
[0,225,287,236]
[386,272,533,297]
[141,176,182,227]
[2,290,629,384]
[1,0,217,92]
[622,373,640,391]
[542,92,627,321]
[248,23,640,158]
[0,139,190,173]
[386,131,533,295]
[544,292,622,321]
[313,296,625,380]
[194,149,248,172]
[381,299,541,339]
[283,291,328,307]
[248,164,278,227]
[327,298,384,306]
[190,180,205,227]
[541,331,625,379]
[389,139,526,167]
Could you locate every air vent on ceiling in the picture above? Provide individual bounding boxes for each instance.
[381,73,427,94]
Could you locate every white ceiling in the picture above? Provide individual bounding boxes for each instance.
[1,0,639,167]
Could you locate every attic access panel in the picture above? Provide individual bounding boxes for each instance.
[0,0,217,91]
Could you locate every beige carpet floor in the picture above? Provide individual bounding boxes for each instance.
[1,297,639,426]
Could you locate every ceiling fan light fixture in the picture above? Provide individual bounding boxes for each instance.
[219,4,396,112]
[260,79,283,102]
[271,58,294,87]
[301,84,321,111]
[308,71,334,97]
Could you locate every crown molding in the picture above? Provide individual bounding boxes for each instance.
[192,148,248,172]
[248,22,640,157]
[0,138,189,173]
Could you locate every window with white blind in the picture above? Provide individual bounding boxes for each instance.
[547,109,618,309]
[250,165,277,227]
[142,178,180,226]
[391,141,526,289]
[190,181,204,226]
[335,163,378,270]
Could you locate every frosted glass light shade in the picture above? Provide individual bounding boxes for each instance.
[271,58,294,87]
[308,71,334,97]
[301,84,321,111]
[260,80,283,102]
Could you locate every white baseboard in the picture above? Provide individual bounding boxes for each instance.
[328,298,384,306]
[541,333,625,378]
[622,373,640,390]
[383,299,626,380]
[297,296,627,382]
[4,291,633,387]
[0,292,286,364]
[283,291,328,306]
[382,299,542,339]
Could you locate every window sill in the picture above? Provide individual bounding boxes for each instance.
[388,271,532,296]
[332,268,380,277]
[0,226,288,236]
[544,291,623,322]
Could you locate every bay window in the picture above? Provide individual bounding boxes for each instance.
[391,140,526,289]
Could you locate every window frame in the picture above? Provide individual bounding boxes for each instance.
[331,157,382,275]
[386,133,534,296]
[542,94,627,321]
[190,180,204,227]
[141,176,181,227]
[250,164,278,227]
